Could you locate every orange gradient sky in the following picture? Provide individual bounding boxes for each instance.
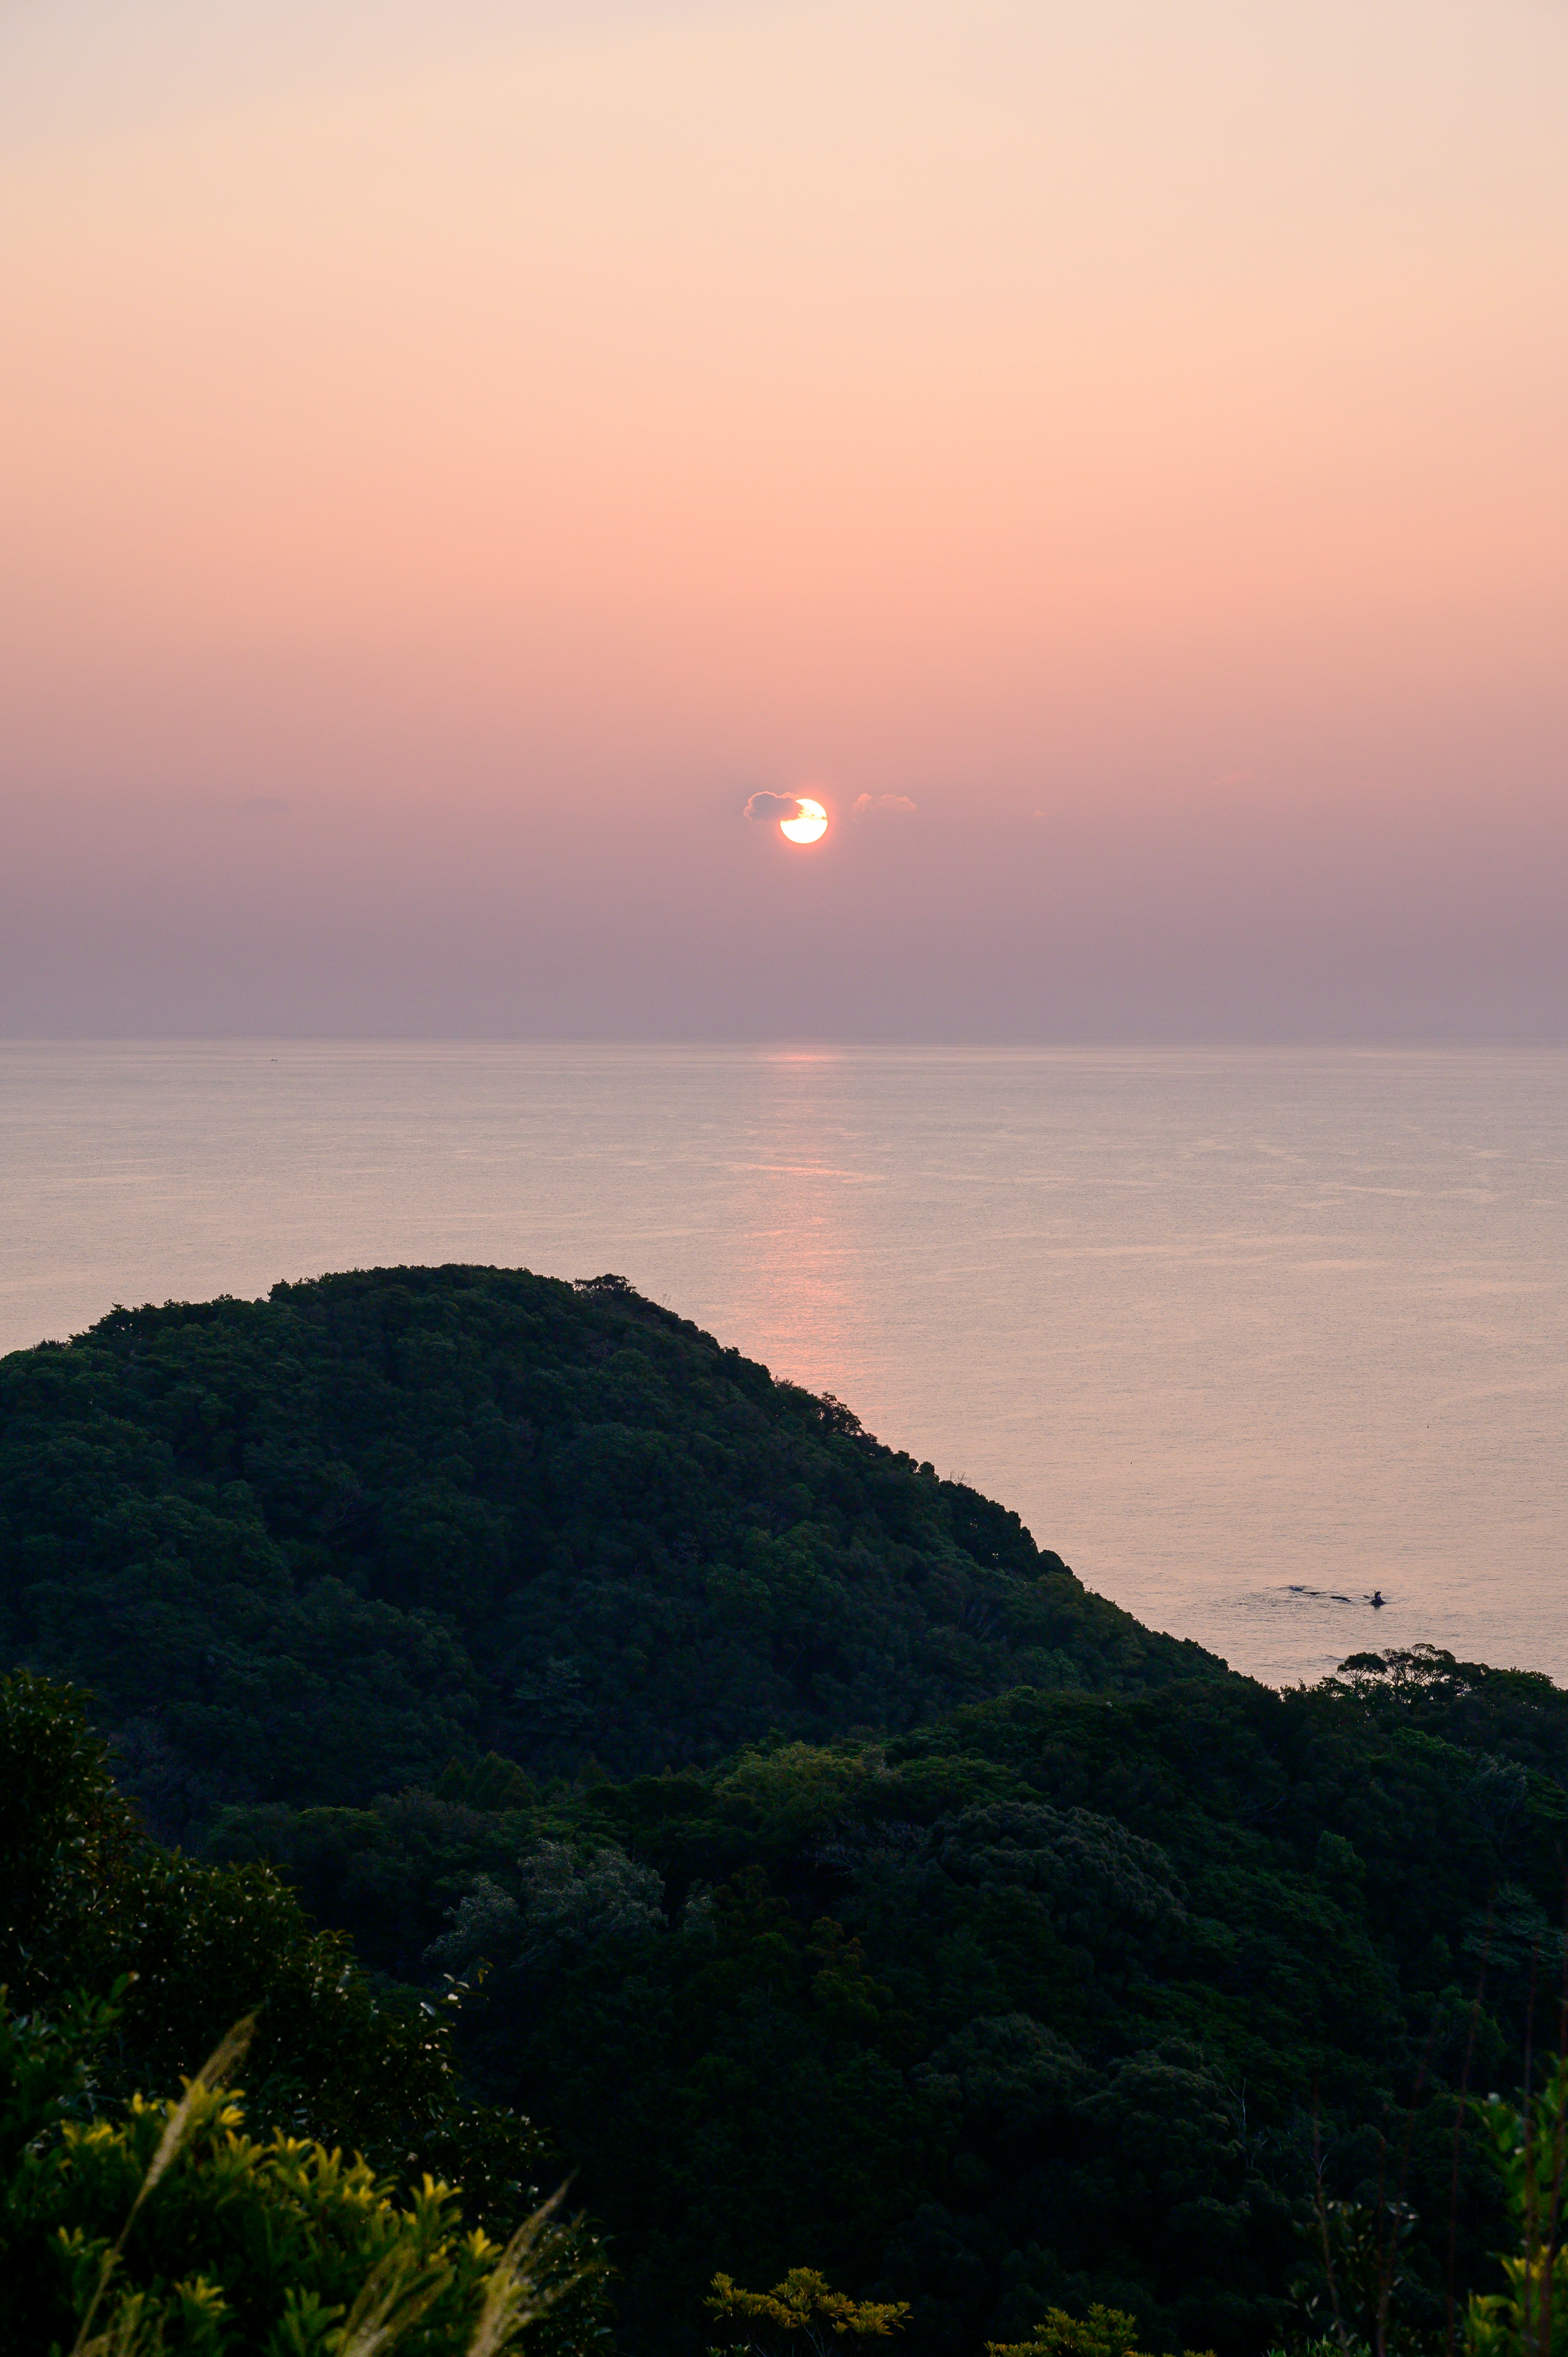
[2,0,1566,1037]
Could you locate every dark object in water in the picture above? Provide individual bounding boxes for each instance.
[1370,1589,1385,1608]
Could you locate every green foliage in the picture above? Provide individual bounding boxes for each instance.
[1258,2342,1370,2357]
[1293,2199,1426,2357]
[240,1660,1566,2357]
[0,1268,1214,1833]
[0,1667,140,2006]
[706,2267,910,2356]
[0,1990,592,2355]
[1465,2057,1568,2357]
[0,1672,608,2357]
[987,2304,1167,2357]
[4,1270,1568,2357]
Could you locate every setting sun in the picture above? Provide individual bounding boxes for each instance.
[780,798,828,845]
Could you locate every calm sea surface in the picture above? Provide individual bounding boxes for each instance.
[2,1043,1563,1689]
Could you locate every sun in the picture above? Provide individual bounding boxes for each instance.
[780,797,828,844]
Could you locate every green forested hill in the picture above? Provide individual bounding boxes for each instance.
[5,1266,1566,2357]
[0,1265,1212,1833]
[209,1650,1568,2357]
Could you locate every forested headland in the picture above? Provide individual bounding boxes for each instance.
[1,1267,1564,2356]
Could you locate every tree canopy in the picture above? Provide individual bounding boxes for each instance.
[0,1666,608,2357]
[0,1267,1213,1840]
[211,1654,1568,2357]
[3,1270,1564,2357]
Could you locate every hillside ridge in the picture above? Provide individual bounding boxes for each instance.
[0,1263,1220,1835]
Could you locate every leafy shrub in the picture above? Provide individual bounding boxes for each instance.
[988,2306,1156,2357]
[0,1671,609,2355]
[1465,2057,1568,2357]
[0,1991,592,2356]
[706,2267,910,2357]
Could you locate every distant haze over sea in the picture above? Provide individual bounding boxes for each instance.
[4,1041,1563,1690]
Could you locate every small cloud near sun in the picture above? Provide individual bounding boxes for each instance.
[742,791,804,823]
[238,795,291,817]
[851,793,918,817]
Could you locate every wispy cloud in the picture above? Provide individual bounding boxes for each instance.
[852,793,917,818]
[742,791,804,823]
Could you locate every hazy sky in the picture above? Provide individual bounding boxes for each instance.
[3,0,1565,1039]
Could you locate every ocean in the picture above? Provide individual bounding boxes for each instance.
[3,1040,1563,1689]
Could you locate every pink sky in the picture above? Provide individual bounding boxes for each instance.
[2,0,1565,1038]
